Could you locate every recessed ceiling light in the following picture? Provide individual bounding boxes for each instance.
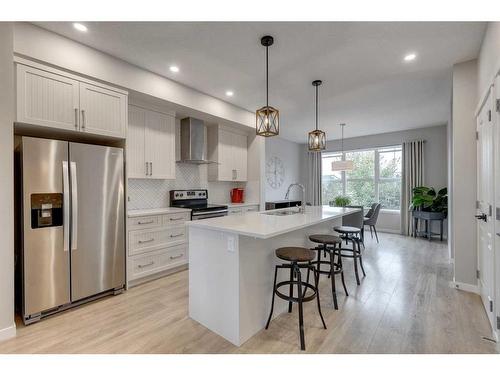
[225,91,234,97]
[169,66,180,73]
[404,53,417,62]
[73,23,88,32]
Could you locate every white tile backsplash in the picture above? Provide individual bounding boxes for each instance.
[127,163,246,209]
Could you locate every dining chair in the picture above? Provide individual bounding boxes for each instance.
[363,203,382,243]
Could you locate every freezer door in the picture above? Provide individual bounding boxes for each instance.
[69,143,125,301]
[22,137,70,317]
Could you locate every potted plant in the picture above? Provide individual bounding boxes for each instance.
[330,195,351,207]
[410,186,448,220]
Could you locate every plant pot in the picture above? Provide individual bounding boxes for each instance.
[412,210,446,220]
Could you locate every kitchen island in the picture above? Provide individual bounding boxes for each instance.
[187,205,359,346]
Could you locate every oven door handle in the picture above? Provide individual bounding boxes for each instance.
[192,209,228,216]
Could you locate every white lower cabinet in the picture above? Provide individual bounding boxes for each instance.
[127,211,190,286]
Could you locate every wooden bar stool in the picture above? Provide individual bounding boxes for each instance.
[333,226,366,285]
[265,247,327,351]
[308,234,348,310]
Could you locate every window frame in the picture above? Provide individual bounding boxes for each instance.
[321,145,402,211]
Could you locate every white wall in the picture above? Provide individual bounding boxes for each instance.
[451,59,478,286]
[478,22,500,97]
[310,125,448,234]
[0,23,15,341]
[265,137,303,202]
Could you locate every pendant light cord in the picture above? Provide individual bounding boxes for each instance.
[341,124,344,153]
[315,85,319,131]
[266,45,269,107]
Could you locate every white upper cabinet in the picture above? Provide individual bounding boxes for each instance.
[127,105,176,180]
[208,125,248,182]
[79,82,127,138]
[145,110,176,179]
[16,62,128,139]
[17,64,80,131]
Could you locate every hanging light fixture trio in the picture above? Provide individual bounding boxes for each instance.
[256,35,280,137]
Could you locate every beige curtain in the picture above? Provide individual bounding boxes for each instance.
[401,140,425,235]
[307,151,322,205]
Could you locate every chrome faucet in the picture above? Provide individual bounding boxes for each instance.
[284,183,306,213]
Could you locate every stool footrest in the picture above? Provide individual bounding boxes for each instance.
[310,260,343,275]
[275,280,317,303]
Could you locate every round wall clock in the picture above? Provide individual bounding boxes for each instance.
[266,156,285,189]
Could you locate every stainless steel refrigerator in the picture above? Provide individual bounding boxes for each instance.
[17,136,125,324]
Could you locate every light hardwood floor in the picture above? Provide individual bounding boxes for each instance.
[1,233,498,354]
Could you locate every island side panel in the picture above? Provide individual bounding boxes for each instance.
[189,226,240,346]
[238,217,342,345]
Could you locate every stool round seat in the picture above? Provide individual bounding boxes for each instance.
[275,247,316,262]
[309,234,342,245]
[334,225,361,234]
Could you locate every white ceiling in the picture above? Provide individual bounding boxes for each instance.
[35,22,486,143]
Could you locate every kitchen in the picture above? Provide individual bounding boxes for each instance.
[1,16,500,364]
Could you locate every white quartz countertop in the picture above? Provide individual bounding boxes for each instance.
[187,205,360,239]
[128,207,191,218]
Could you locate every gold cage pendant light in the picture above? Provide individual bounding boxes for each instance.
[308,80,326,151]
[256,35,279,137]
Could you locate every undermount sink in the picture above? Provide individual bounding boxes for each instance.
[262,208,302,216]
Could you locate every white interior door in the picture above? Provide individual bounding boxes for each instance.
[476,88,495,331]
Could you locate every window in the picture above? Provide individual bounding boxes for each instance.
[321,146,402,210]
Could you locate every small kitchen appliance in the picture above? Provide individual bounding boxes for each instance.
[230,188,244,204]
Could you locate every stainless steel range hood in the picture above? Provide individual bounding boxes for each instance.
[178,117,216,164]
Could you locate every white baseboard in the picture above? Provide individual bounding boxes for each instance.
[376,228,400,234]
[0,324,16,342]
[449,280,479,294]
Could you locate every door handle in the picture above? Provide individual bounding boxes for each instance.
[145,161,149,176]
[74,108,78,128]
[475,213,487,222]
[70,161,78,251]
[150,162,153,176]
[81,110,86,129]
[62,161,70,252]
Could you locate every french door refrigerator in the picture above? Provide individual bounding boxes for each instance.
[19,136,125,324]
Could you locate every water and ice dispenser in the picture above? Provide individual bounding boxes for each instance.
[30,193,63,229]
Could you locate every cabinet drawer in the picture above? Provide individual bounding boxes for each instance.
[163,212,190,226]
[244,205,259,212]
[129,226,187,256]
[129,245,188,280]
[228,208,243,215]
[128,215,161,230]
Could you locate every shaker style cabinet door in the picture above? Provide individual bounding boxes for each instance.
[127,105,147,178]
[218,129,235,181]
[79,82,127,138]
[145,110,176,179]
[17,64,80,131]
[233,132,248,181]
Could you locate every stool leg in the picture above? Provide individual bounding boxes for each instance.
[313,265,327,329]
[288,266,294,313]
[337,245,349,296]
[296,264,306,351]
[357,238,366,277]
[265,265,279,329]
[352,238,361,285]
[303,261,311,298]
[329,249,338,310]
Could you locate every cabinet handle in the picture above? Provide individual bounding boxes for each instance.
[138,261,154,269]
[145,162,149,176]
[150,162,153,176]
[137,220,154,225]
[81,110,86,129]
[170,233,184,238]
[138,238,155,244]
[169,217,184,221]
[170,254,184,260]
[74,108,78,128]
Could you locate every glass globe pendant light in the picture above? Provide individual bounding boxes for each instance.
[256,35,279,137]
[308,80,326,151]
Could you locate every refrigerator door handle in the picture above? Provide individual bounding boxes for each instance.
[70,161,78,251]
[62,161,70,252]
